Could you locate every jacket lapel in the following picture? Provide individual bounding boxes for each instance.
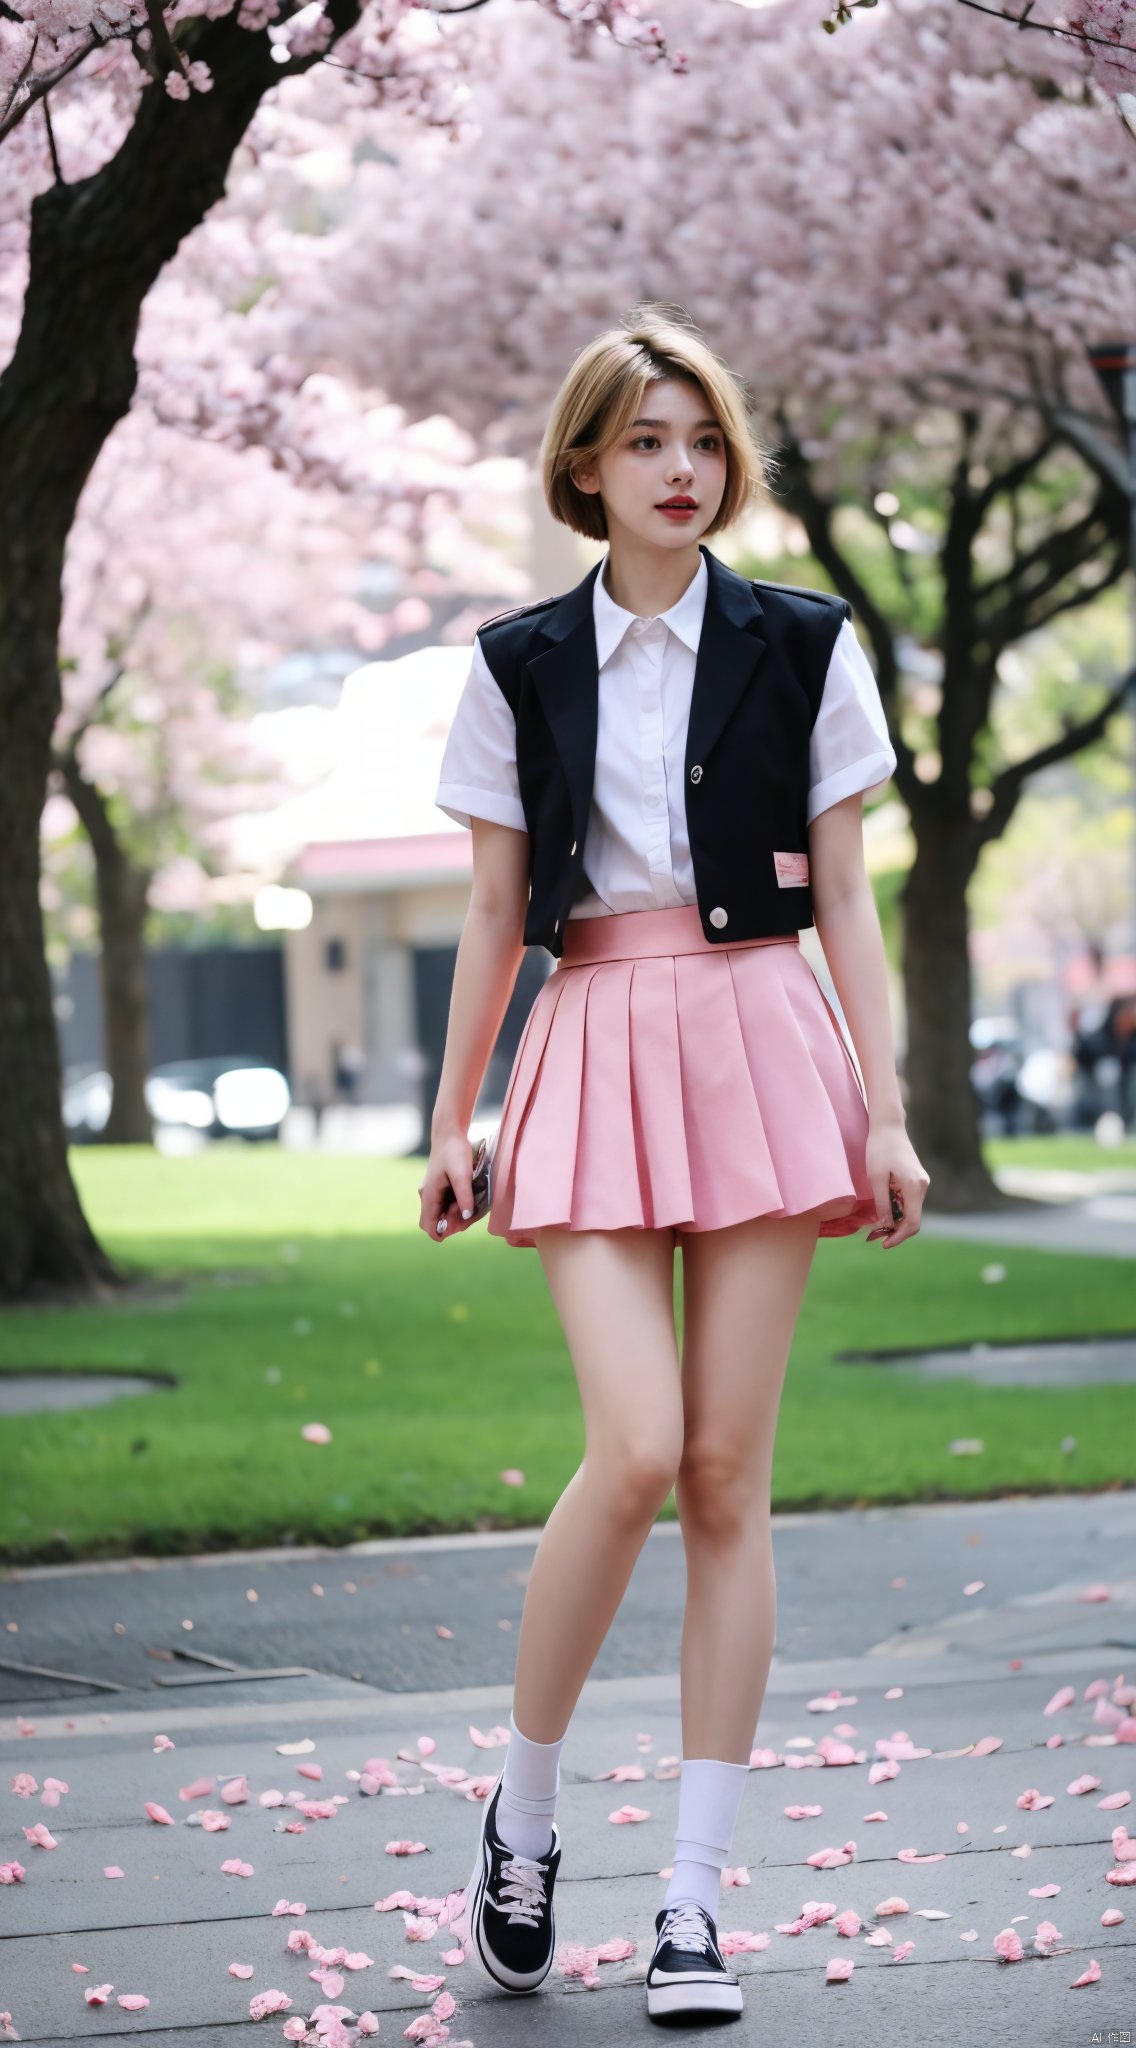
[524,545,768,843]
[685,547,768,779]
[525,558,603,844]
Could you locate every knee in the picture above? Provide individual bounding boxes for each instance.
[676,1439,768,1545]
[589,1431,682,1523]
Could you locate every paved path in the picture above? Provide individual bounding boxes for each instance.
[3,1495,1135,2045]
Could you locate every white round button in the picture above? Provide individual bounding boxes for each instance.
[709,906,728,928]
[690,765,703,784]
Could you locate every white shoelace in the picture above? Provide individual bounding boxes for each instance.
[661,1901,713,1954]
[491,1852,549,1927]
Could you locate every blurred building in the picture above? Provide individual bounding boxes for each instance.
[280,644,551,1117]
[280,482,586,1115]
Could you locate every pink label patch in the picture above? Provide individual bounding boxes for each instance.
[773,850,809,888]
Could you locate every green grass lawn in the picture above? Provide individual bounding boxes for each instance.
[0,1144,1133,1563]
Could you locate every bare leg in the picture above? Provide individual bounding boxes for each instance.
[509,1226,685,1742]
[674,1211,821,1761]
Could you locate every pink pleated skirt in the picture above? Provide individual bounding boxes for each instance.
[485,904,879,1248]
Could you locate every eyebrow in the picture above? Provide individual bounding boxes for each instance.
[628,416,722,431]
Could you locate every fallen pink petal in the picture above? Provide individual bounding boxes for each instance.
[248,1989,293,2019]
[888,1940,916,1962]
[144,1802,174,1825]
[178,1777,214,1802]
[116,1995,149,2011]
[84,1985,114,2005]
[993,1929,1024,1962]
[227,1964,255,1979]
[102,1866,125,1879]
[301,1422,332,1443]
[1070,1959,1102,1986]
[825,1957,854,1981]
[608,1805,650,1824]
[386,1840,429,1855]
[21,1824,56,1849]
[1043,1686,1077,1715]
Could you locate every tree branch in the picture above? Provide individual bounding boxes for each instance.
[978,665,1134,845]
[770,414,921,802]
[977,497,1124,645]
[953,0,1136,61]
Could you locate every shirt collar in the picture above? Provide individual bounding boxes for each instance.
[592,547,708,670]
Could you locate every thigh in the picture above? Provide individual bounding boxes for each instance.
[534,1227,684,1462]
[678,1213,820,1481]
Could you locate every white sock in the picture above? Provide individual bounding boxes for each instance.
[495,1708,566,1862]
[663,1757,751,1922]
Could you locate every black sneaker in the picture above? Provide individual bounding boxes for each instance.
[646,1899,743,2022]
[456,1772,561,1994]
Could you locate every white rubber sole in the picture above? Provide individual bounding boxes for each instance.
[646,1974,744,2019]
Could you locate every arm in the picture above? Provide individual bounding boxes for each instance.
[809,791,930,1247]
[417,815,530,1243]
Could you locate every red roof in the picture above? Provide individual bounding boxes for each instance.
[292,833,471,883]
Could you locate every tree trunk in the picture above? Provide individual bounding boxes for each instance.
[59,760,154,1145]
[0,699,119,1299]
[899,818,1010,1212]
[0,13,293,1296]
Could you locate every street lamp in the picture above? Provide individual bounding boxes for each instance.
[1087,339,1136,979]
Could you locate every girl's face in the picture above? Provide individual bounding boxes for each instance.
[573,375,728,551]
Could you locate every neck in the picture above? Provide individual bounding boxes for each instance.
[601,538,703,619]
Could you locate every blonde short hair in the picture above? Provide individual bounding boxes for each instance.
[540,302,776,542]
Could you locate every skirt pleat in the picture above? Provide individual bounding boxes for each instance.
[485,907,878,1248]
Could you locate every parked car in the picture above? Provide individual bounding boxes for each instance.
[63,1056,290,1143]
[969,1016,1071,1135]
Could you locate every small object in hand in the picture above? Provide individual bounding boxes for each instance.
[889,1184,904,1223]
[438,1137,492,1226]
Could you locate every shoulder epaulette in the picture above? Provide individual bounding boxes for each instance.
[476,594,561,634]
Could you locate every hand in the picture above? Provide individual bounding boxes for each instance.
[864,1118,930,1248]
[417,1134,478,1243]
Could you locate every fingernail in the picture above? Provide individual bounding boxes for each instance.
[437,1219,448,1233]
[462,1208,473,1219]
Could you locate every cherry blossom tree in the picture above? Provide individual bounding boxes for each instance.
[49,395,508,1142]
[824,0,1135,111]
[287,0,1136,1209]
[0,0,678,1299]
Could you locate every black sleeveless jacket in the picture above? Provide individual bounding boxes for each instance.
[476,543,850,960]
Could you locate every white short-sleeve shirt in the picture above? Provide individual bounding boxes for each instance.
[434,550,897,920]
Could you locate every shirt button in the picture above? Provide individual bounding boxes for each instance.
[690,765,703,785]
[554,918,560,933]
[709,906,728,928]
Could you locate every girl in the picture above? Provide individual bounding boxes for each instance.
[419,304,930,2024]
